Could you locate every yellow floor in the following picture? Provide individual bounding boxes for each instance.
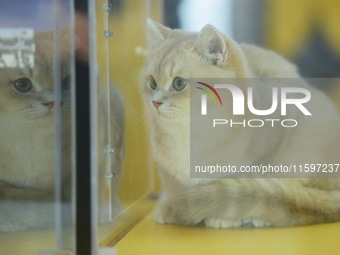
[115,211,340,255]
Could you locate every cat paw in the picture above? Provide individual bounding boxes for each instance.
[205,218,241,228]
[249,219,273,227]
[154,202,176,224]
[205,218,272,228]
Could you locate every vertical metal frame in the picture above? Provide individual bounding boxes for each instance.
[74,0,97,254]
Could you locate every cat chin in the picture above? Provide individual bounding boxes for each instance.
[153,113,182,124]
[26,113,53,121]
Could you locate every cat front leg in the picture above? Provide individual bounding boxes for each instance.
[155,167,198,225]
[154,194,200,226]
[154,200,177,225]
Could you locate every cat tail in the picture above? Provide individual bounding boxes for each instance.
[278,182,340,226]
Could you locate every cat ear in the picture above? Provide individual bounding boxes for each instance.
[146,18,172,47]
[194,25,227,66]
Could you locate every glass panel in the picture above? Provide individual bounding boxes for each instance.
[93,0,156,246]
[0,0,75,254]
[0,0,159,253]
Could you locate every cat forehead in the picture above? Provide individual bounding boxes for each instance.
[0,66,31,83]
[7,60,52,81]
[148,46,194,79]
[149,34,195,62]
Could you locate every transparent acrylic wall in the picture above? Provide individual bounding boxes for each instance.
[0,0,160,253]
[0,0,75,255]
[93,0,158,245]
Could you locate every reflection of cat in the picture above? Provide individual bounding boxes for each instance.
[0,31,124,232]
[143,20,340,228]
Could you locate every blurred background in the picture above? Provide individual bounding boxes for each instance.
[162,0,340,108]
[163,0,340,79]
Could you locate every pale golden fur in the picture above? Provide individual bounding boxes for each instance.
[142,20,340,228]
[0,31,124,232]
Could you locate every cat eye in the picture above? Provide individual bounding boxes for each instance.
[62,75,71,90]
[173,77,188,91]
[12,78,33,93]
[150,77,157,90]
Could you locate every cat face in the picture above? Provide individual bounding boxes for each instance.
[142,20,249,124]
[0,31,71,123]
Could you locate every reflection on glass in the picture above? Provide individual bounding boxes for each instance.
[0,29,72,232]
[0,1,75,254]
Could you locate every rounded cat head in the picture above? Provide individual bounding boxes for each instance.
[0,31,71,123]
[142,20,250,124]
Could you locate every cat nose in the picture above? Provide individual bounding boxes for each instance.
[152,101,163,109]
[42,101,54,110]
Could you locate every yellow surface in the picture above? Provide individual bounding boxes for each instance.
[115,211,340,255]
[1,230,56,255]
[99,197,155,247]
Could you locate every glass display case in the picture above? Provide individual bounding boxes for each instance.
[0,0,159,254]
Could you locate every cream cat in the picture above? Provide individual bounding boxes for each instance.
[142,20,340,228]
[0,31,124,232]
